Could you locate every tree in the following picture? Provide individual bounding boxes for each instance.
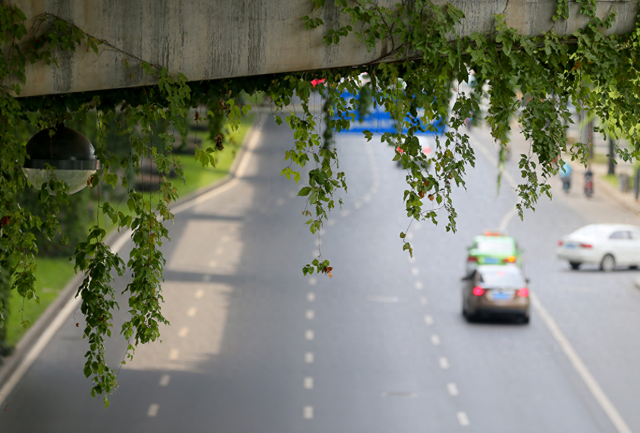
[1,0,640,405]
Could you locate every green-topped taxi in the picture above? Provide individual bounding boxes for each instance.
[465,231,523,275]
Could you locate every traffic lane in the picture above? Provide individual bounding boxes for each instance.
[511,193,640,432]
[470,126,640,431]
[299,139,464,432]
[300,133,606,432]
[385,137,612,431]
[109,118,322,432]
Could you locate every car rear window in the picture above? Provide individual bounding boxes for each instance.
[478,268,525,287]
[475,239,514,254]
[574,225,607,237]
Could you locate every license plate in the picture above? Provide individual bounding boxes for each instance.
[566,243,576,249]
[483,257,499,264]
[492,292,511,300]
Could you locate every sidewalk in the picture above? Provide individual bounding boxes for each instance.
[566,158,640,217]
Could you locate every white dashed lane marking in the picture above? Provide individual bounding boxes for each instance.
[304,406,314,419]
[414,281,423,290]
[147,404,159,417]
[178,327,189,337]
[411,267,419,276]
[447,383,459,396]
[304,377,314,389]
[424,315,433,325]
[307,292,316,302]
[439,357,449,369]
[431,334,441,346]
[195,289,204,299]
[169,349,179,360]
[305,352,314,363]
[305,330,315,341]
[419,297,428,305]
[341,210,350,218]
[457,411,470,426]
[306,310,315,320]
[276,198,285,206]
[308,277,317,286]
[187,307,197,317]
[159,374,170,387]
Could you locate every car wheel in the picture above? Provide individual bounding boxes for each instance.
[520,314,530,324]
[630,265,639,270]
[569,261,581,270]
[600,254,615,272]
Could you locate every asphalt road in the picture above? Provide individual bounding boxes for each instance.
[2,116,640,432]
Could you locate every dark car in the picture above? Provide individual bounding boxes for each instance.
[461,265,530,324]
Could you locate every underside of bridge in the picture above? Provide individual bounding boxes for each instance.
[11,0,640,97]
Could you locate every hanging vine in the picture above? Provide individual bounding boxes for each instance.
[2,0,640,405]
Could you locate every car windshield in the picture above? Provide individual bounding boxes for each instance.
[478,267,525,287]
[475,239,514,254]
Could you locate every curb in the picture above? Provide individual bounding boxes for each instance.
[0,116,262,397]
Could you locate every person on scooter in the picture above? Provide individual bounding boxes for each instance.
[560,161,572,193]
[584,166,594,197]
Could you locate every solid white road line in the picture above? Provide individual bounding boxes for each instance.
[178,327,189,338]
[439,357,449,369]
[305,330,315,341]
[447,383,459,396]
[306,310,315,320]
[531,293,632,433]
[304,377,314,389]
[430,334,441,346]
[304,406,314,419]
[424,315,434,326]
[473,131,633,433]
[307,292,316,302]
[195,289,204,299]
[457,411,470,426]
[159,374,171,387]
[414,281,423,290]
[187,307,197,317]
[305,352,314,364]
[169,349,179,360]
[499,205,519,233]
[147,404,160,417]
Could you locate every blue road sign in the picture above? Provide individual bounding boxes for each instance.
[334,92,444,136]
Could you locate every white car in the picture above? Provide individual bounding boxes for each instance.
[557,224,640,271]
